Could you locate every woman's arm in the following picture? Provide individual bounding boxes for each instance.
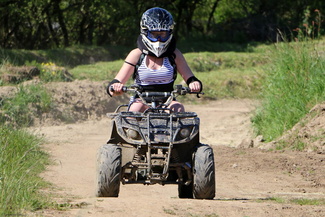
[108,48,142,96]
[174,49,202,92]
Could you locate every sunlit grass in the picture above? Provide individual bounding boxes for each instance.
[0,127,50,215]
[251,38,325,142]
[0,84,52,127]
[259,197,325,206]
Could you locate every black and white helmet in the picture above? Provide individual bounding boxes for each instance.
[140,7,175,57]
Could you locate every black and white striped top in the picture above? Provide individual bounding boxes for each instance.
[135,55,174,86]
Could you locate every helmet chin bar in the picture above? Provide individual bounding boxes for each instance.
[141,34,173,57]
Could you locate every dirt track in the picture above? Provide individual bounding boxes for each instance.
[29,98,325,217]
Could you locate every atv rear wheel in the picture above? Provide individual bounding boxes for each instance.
[193,144,215,199]
[96,143,121,197]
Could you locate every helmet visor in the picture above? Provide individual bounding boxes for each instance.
[146,30,171,42]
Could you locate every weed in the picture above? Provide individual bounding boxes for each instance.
[163,207,177,215]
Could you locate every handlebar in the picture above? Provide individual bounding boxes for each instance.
[110,84,202,97]
[110,84,203,110]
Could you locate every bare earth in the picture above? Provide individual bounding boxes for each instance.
[23,81,324,217]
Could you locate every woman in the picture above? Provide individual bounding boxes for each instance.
[107,7,202,112]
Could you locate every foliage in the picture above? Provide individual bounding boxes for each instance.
[213,1,324,42]
[0,0,323,49]
[0,126,50,215]
[0,84,53,127]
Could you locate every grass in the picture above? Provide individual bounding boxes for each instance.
[260,197,325,206]
[0,45,130,67]
[251,37,325,142]
[0,126,50,215]
[69,46,269,100]
[70,60,123,81]
[290,198,325,206]
[0,84,53,127]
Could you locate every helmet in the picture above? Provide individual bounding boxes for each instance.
[140,7,175,57]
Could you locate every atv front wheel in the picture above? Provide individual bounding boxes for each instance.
[193,144,215,199]
[96,143,121,197]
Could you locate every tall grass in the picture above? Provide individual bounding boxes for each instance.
[252,38,325,142]
[0,126,50,215]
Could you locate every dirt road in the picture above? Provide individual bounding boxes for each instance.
[31,99,325,217]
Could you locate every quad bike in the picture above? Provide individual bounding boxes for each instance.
[96,84,215,199]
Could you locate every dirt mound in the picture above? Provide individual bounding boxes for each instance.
[0,80,128,126]
[39,80,129,126]
[0,66,40,83]
[259,102,325,152]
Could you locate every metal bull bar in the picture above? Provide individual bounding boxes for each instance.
[146,112,174,182]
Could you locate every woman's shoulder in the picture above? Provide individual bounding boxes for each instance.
[129,48,142,55]
[126,48,143,63]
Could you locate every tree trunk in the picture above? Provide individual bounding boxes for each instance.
[207,0,220,30]
[53,0,69,47]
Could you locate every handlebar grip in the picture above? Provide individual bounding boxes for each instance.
[109,85,128,93]
[122,86,128,92]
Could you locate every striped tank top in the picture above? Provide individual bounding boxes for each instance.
[135,55,174,86]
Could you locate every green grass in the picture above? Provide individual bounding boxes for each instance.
[0,45,130,67]
[70,60,123,81]
[0,84,53,127]
[260,197,325,206]
[290,198,325,206]
[1,41,270,100]
[69,46,269,100]
[0,126,50,215]
[251,38,325,142]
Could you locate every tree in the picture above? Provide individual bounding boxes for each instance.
[0,0,324,49]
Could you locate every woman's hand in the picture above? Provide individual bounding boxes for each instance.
[109,82,124,96]
[189,81,201,93]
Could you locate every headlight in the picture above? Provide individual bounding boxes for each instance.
[127,129,140,140]
[179,128,191,138]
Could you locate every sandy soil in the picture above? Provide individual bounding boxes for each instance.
[23,81,325,217]
[0,79,315,217]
